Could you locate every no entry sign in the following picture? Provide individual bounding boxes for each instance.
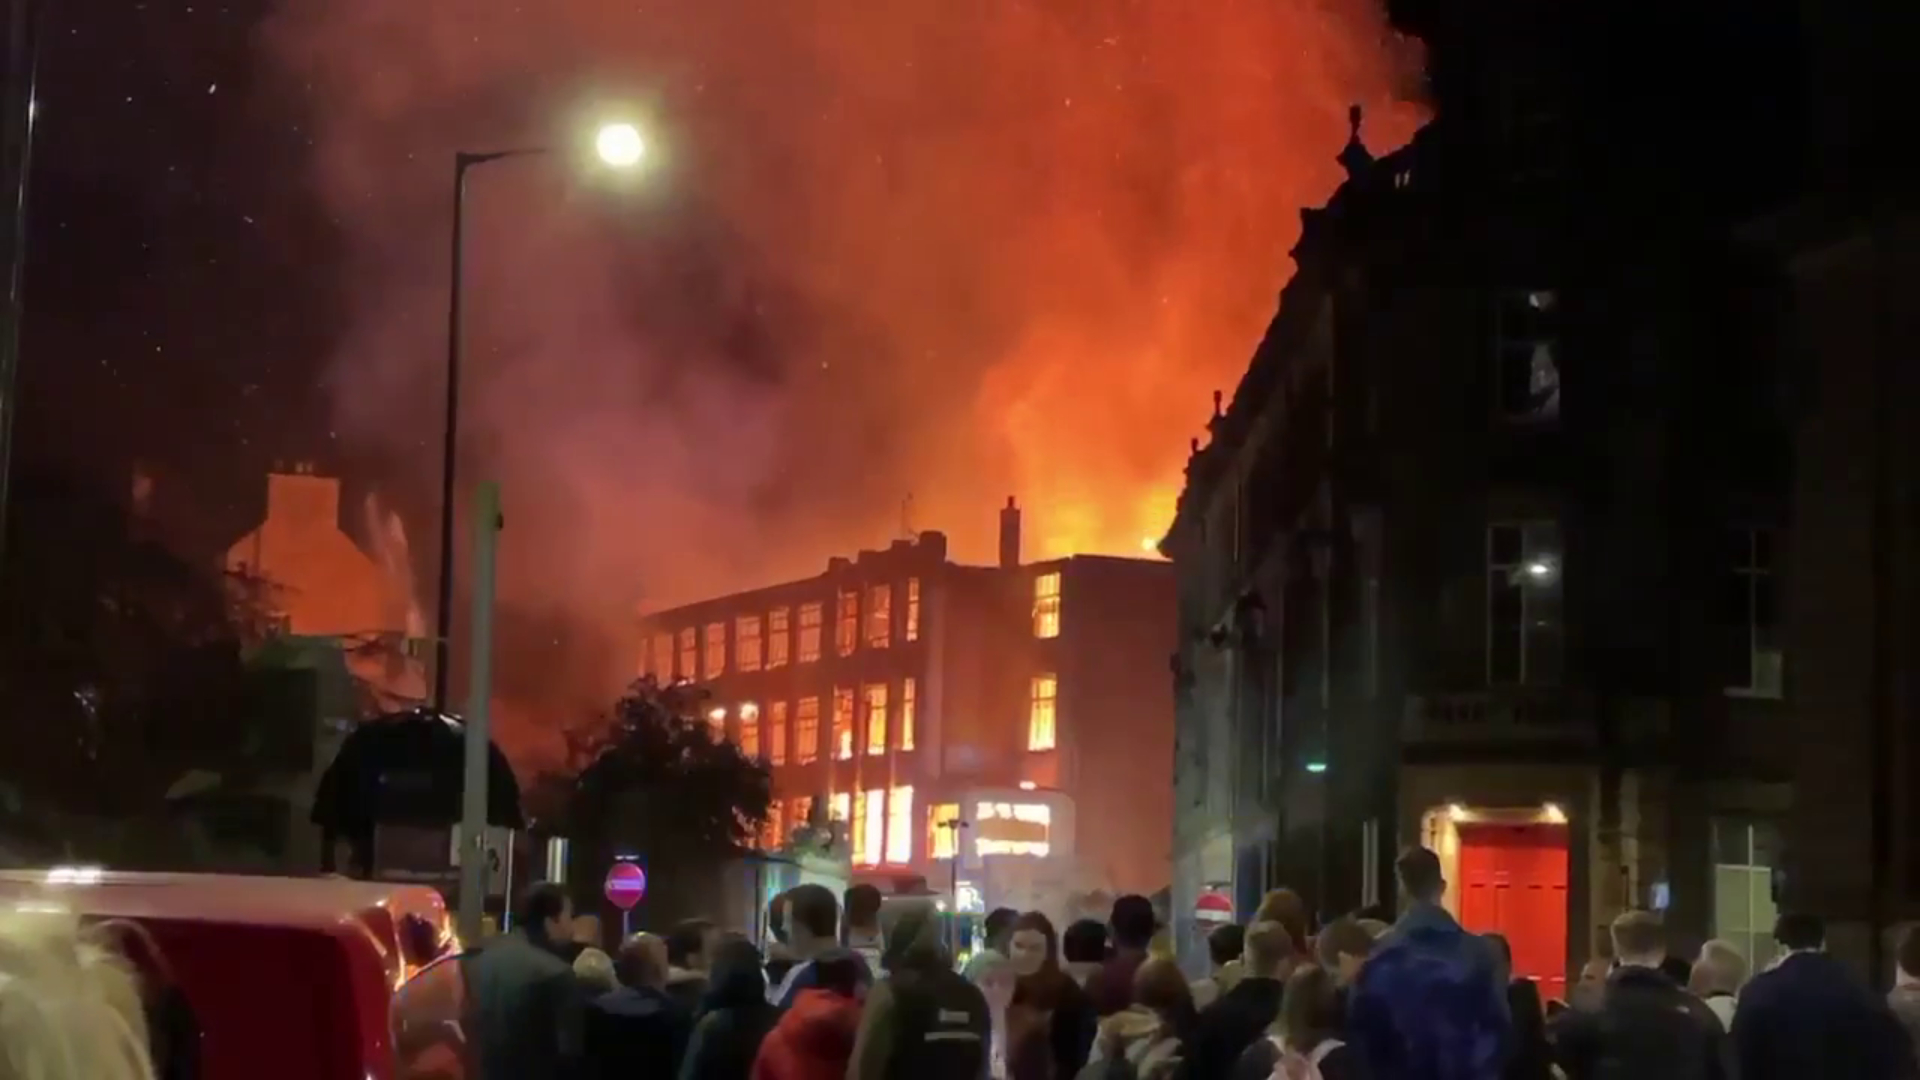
[604,862,648,911]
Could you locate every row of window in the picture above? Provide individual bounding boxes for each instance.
[643,580,923,683]
[760,788,976,867]
[709,671,1061,763]
[1484,522,1781,697]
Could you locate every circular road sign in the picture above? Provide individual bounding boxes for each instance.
[604,862,648,911]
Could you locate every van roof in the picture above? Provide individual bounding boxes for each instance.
[0,869,447,933]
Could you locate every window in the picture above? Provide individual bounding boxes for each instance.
[677,628,696,679]
[852,791,869,865]
[852,788,884,867]
[830,792,851,834]
[906,578,921,642]
[768,607,791,668]
[887,786,915,864]
[1028,674,1058,751]
[928,803,962,860]
[836,591,859,657]
[1495,291,1560,422]
[769,701,789,765]
[899,678,916,751]
[798,602,823,663]
[651,635,673,682]
[739,702,761,760]
[832,688,855,760]
[864,683,889,756]
[866,584,892,648]
[795,697,820,763]
[736,615,764,672]
[703,622,727,679]
[1724,528,1783,698]
[1487,522,1563,686]
[1033,572,1062,639]
[1712,817,1782,973]
[763,801,784,849]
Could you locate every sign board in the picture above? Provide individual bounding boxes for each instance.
[605,861,648,911]
[449,825,513,899]
[1194,890,1234,924]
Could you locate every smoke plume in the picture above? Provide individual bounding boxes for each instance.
[258,0,1421,754]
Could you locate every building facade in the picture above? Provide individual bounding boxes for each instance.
[636,501,1176,916]
[1163,6,1813,980]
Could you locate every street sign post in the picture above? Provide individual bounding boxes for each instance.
[605,861,648,939]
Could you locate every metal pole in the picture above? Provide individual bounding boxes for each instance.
[456,480,502,943]
[0,0,45,561]
[431,156,472,714]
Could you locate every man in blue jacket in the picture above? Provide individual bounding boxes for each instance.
[1733,912,1916,1080]
[1349,846,1511,1080]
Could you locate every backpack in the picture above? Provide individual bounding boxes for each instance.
[1267,1037,1343,1080]
[885,965,991,1080]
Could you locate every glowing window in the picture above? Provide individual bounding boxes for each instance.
[836,591,859,657]
[1033,573,1062,639]
[887,786,915,864]
[796,697,820,763]
[830,792,851,833]
[898,678,916,751]
[1028,674,1058,751]
[703,622,727,679]
[797,602,823,664]
[739,702,760,760]
[832,688,855,761]
[927,802,962,860]
[866,585,892,648]
[792,796,813,833]
[864,683,888,757]
[905,578,921,642]
[677,628,696,679]
[854,788,884,867]
[650,634,673,681]
[768,607,791,668]
[763,801,784,850]
[768,701,788,765]
[736,615,763,672]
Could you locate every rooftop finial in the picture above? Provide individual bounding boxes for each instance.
[1211,390,1223,419]
[1339,103,1375,178]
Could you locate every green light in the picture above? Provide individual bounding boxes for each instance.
[1305,761,1328,774]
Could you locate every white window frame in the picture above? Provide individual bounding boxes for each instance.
[1485,521,1563,687]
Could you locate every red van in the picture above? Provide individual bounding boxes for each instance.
[0,869,470,1080]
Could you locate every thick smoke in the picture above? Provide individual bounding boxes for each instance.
[258,0,1419,754]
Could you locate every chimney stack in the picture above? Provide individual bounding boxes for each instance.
[998,496,1021,569]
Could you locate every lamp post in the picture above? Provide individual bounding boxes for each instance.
[430,123,646,711]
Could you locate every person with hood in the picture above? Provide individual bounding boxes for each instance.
[1086,896,1158,1018]
[771,884,872,1008]
[1007,912,1099,1080]
[682,936,782,1080]
[1733,912,1915,1080]
[585,932,695,1079]
[754,952,868,1080]
[850,897,993,1080]
[668,918,720,1015]
[1062,921,1109,989]
[463,881,585,1079]
[1077,957,1192,1080]
[1192,921,1293,1080]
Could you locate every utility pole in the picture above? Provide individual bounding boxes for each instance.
[456,481,502,943]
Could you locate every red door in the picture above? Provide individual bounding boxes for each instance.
[1457,822,1569,1002]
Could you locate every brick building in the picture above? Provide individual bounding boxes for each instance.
[636,501,1176,914]
[1163,2,1814,981]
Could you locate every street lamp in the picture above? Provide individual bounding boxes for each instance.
[431,121,646,713]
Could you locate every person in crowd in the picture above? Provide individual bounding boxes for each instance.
[463,880,584,1079]
[1314,918,1374,990]
[1078,958,1193,1080]
[573,947,619,995]
[1263,964,1365,1080]
[1348,847,1509,1080]
[1191,920,1293,1080]
[682,936,781,1080]
[1732,912,1916,1080]
[559,914,601,963]
[767,891,798,989]
[1087,895,1159,1017]
[1353,919,1389,942]
[770,884,871,1008]
[753,953,867,1080]
[845,884,887,973]
[1549,911,1726,1080]
[585,932,695,1079]
[850,898,992,1080]
[0,910,154,1080]
[1890,925,1920,1064]
[1192,923,1247,1010]
[1688,939,1747,1033]
[1569,958,1611,1013]
[1006,912,1099,1080]
[1063,921,1110,988]
[1658,954,1695,987]
[966,908,1023,981]
[1482,933,1551,1080]
[667,918,720,1014]
[1254,890,1311,958]
[97,919,199,1080]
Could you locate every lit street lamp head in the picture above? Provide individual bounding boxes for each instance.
[595,123,645,168]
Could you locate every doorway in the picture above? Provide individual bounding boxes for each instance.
[1457,822,1570,1001]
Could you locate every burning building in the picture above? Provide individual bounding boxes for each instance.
[635,499,1176,916]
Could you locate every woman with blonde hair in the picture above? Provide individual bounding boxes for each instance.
[0,909,155,1080]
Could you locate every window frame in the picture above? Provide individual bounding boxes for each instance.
[1027,673,1059,751]
[1485,521,1564,687]
[1033,572,1063,639]
[797,602,824,664]
[736,614,764,672]
[767,607,791,668]
[1725,527,1783,699]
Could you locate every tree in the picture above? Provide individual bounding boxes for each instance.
[0,470,271,817]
